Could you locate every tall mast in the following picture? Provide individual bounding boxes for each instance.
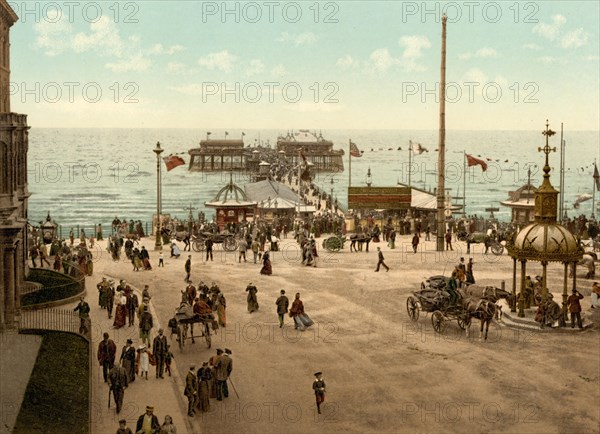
[436,14,448,252]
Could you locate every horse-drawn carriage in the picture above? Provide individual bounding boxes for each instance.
[191,232,238,252]
[322,235,347,252]
[408,276,511,339]
[169,303,213,351]
[457,231,504,255]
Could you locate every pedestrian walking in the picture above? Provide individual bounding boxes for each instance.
[411,233,420,254]
[246,282,259,312]
[251,238,260,263]
[119,339,136,383]
[158,252,164,267]
[374,247,389,272]
[466,258,475,284]
[184,365,199,416]
[98,332,117,383]
[136,406,160,434]
[290,292,314,331]
[165,345,174,377]
[260,250,272,275]
[153,328,168,379]
[140,305,153,346]
[592,281,600,308]
[197,362,211,413]
[313,372,326,415]
[567,288,584,328]
[137,345,150,380]
[73,296,90,335]
[108,362,128,414]
[425,225,431,241]
[215,291,227,327]
[184,256,191,282]
[160,415,177,434]
[214,349,232,401]
[445,229,453,250]
[238,238,248,262]
[116,418,133,434]
[125,285,138,327]
[205,238,214,261]
[276,289,289,328]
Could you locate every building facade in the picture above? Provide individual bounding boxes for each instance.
[0,0,30,331]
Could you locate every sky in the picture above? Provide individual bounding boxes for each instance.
[7,0,600,130]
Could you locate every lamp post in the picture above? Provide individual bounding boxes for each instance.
[366,167,372,187]
[330,176,335,213]
[154,142,164,251]
[41,211,56,245]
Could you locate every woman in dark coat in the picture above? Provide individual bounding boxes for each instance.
[260,250,272,275]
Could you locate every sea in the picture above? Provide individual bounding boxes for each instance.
[26,128,600,231]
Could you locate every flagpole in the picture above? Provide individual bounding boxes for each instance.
[463,150,466,217]
[153,142,164,251]
[559,122,564,220]
[436,14,448,252]
[593,159,596,219]
[348,139,352,187]
[408,141,412,187]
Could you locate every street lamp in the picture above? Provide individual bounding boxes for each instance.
[41,212,56,244]
[366,167,372,187]
[153,141,164,251]
[330,176,335,213]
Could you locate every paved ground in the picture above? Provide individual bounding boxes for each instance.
[86,233,599,434]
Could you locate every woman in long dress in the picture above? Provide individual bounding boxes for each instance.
[289,292,314,331]
[113,291,127,328]
[246,283,259,312]
[197,362,211,413]
[132,249,143,271]
[260,250,272,275]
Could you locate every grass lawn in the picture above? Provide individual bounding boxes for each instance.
[23,269,82,307]
[13,331,89,434]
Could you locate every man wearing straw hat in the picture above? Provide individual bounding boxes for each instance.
[136,405,160,434]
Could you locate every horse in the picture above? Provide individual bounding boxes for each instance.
[349,233,371,252]
[570,253,596,279]
[462,297,497,340]
[175,299,197,344]
[461,284,515,312]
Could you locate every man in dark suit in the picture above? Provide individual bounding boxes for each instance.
[375,247,389,272]
[152,328,168,379]
[108,361,128,414]
[214,349,231,400]
[136,405,160,433]
[275,290,289,328]
[97,332,116,382]
[184,366,198,416]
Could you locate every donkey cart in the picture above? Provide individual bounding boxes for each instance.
[169,308,213,351]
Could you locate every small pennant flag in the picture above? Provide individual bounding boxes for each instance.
[466,154,488,171]
[350,141,362,157]
[410,140,428,155]
[163,155,186,171]
[594,163,600,191]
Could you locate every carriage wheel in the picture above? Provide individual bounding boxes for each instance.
[457,314,471,330]
[205,323,212,348]
[223,237,238,252]
[406,296,420,322]
[491,244,504,256]
[177,325,184,350]
[431,311,446,334]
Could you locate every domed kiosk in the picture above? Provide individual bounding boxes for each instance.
[205,174,257,231]
[506,121,584,321]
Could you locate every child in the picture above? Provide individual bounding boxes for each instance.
[165,345,174,377]
[137,345,149,380]
[158,252,164,267]
[116,419,133,434]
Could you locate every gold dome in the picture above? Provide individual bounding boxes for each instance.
[509,222,583,262]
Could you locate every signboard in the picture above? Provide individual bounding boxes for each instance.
[347,186,411,209]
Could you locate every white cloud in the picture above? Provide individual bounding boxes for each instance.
[536,56,563,64]
[463,68,488,84]
[198,50,237,73]
[459,47,498,60]
[533,14,566,40]
[167,62,186,73]
[148,44,185,55]
[246,59,265,76]
[106,53,152,72]
[399,35,431,71]
[72,16,124,57]
[271,64,288,77]
[369,48,400,72]
[277,31,317,46]
[522,43,543,50]
[167,84,205,95]
[33,10,74,56]
[561,28,589,48]
[336,55,358,69]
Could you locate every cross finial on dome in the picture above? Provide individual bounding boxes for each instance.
[538,120,557,178]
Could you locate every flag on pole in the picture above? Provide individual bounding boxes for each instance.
[410,140,428,155]
[163,155,186,171]
[594,163,600,191]
[466,154,488,171]
[350,141,362,157]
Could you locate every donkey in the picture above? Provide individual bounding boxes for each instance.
[462,284,515,313]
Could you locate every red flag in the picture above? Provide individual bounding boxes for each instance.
[594,163,600,192]
[163,155,185,171]
[466,154,488,171]
[350,141,362,157]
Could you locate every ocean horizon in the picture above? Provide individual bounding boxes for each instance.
[26,128,599,229]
